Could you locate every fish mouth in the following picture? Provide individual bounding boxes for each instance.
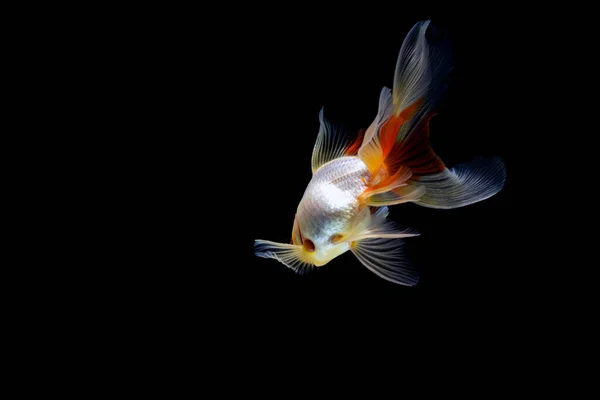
[310,244,350,267]
[308,250,330,267]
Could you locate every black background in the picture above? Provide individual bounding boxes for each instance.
[109,7,536,361]
[9,3,579,392]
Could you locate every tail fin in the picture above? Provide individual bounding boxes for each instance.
[411,157,506,209]
[357,20,505,208]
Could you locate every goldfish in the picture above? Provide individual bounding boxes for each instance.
[254,20,506,286]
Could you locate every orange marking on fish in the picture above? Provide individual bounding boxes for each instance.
[345,128,366,156]
[379,98,425,159]
[385,112,445,177]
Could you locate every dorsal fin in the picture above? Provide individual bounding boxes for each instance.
[311,108,354,174]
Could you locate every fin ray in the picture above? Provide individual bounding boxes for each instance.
[367,185,426,206]
[346,206,419,242]
[311,108,353,173]
[254,240,313,275]
[393,20,452,119]
[413,157,506,209]
[351,238,419,286]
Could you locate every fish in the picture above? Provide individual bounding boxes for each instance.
[254,20,506,286]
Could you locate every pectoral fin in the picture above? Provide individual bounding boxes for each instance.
[351,238,419,286]
[346,206,418,241]
[254,240,313,275]
[346,206,419,286]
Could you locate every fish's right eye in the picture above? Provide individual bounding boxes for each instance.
[330,234,344,244]
[303,239,315,252]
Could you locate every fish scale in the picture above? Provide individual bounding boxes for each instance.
[297,156,371,241]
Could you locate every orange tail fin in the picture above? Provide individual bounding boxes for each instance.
[357,20,453,206]
[358,105,444,206]
[384,110,445,178]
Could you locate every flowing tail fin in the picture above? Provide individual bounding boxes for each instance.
[357,20,505,208]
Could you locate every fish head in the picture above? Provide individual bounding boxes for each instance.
[293,191,368,267]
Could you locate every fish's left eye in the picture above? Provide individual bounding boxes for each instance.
[303,239,315,252]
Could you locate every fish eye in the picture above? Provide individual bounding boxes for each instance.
[303,239,315,252]
[330,234,343,244]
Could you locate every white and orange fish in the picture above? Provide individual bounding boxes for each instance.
[254,20,506,286]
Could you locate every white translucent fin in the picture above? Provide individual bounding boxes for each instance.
[391,20,452,147]
[311,108,352,174]
[363,166,413,198]
[254,240,313,275]
[393,20,452,115]
[358,165,416,206]
[351,238,419,286]
[367,185,426,206]
[413,157,506,209]
[360,87,394,152]
[347,206,419,242]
